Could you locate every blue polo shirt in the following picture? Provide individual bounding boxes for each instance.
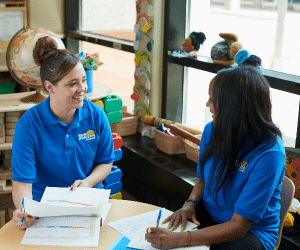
[197,122,286,250]
[12,97,114,201]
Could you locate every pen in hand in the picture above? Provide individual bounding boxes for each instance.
[156,209,162,227]
[20,198,24,227]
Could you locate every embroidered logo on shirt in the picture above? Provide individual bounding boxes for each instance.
[237,161,248,172]
[78,130,96,141]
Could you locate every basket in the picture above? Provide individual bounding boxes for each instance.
[155,129,185,155]
[110,112,139,136]
[184,135,202,163]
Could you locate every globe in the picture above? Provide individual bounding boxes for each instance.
[6,27,65,103]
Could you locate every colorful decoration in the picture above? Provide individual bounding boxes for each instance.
[134,66,151,90]
[133,0,153,119]
[134,104,150,116]
[131,84,150,102]
[78,51,103,70]
[134,32,154,52]
[134,51,152,72]
[136,0,153,16]
[135,14,154,33]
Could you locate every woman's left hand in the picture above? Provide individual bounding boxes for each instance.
[145,227,180,250]
[70,179,90,191]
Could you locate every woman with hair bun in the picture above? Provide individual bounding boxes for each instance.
[145,66,285,250]
[11,36,114,229]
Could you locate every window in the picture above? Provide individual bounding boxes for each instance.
[81,0,136,42]
[189,0,300,76]
[65,0,136,113]
[163,0,300,147]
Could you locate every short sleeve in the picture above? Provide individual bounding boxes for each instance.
[11,120,37,183]
[234,151,286,222]
[93,105,115,165]
[197,122,213,180]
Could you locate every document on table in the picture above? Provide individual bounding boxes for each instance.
[21,187,111,247]
[21,216,101,247]
[108,208,210,249]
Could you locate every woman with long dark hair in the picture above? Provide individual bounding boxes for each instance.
[146,66,285,250]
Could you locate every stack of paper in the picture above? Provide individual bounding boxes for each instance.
[108,208,210,250]
[21,187,111,247]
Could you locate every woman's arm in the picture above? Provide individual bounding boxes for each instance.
[163,179,205,230]
[71,163,113,190]
[12,181,38,229]
[12,181,32,210]
[146,213,253,249]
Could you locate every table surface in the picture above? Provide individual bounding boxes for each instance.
[0,82,111,112]
[0,199,160,250]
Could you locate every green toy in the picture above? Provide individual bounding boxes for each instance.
[102,95,123,113]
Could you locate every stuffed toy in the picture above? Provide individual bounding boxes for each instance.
[283,198,300,235]
[181,31,206,52]
[210,33,243,65]
[235,49,262,68]
[169,31,206,58]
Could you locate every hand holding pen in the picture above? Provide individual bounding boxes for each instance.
[12,198,39,230]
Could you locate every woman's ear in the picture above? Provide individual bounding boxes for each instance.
[44,80,55,94]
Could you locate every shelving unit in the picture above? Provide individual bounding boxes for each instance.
[0,1,27,72]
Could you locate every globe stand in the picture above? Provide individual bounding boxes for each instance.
[20,88,48,103]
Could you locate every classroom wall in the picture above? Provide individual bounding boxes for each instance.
[28,0,64,38]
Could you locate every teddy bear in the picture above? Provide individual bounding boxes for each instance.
[169,31,206,58]
[210,33,243,65]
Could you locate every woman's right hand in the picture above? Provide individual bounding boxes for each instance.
[162,203,199,231]
[12,209,39,230]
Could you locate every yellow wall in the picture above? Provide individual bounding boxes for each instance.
[28,0,64,38]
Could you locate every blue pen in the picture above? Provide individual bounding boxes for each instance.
[156,209,162,227]
[20,198,24,227]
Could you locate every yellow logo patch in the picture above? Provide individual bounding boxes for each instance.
[78,130,96,141]
[237,161,248,172]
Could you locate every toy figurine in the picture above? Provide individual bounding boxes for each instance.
[169,31,206,58]
[210,33,243,65]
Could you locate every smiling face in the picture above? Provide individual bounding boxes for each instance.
[45,62,87,112]
[206,78,216,121]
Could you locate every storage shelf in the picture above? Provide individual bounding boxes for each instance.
[167,55,300,95]
[0,143,12,150]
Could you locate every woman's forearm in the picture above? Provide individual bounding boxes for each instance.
[84,163,113,187]
[188,179,205,201]
[178,214,253,247]
[12,181,33,210]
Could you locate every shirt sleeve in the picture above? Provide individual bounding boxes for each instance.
[11,119,37,183]
[197,122,213,180]
[234,150,286,223]
[93,105,115,165]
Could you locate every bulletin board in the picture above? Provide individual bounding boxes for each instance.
[0,7,27,72]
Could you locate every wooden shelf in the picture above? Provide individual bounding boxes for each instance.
[0,143,12,150]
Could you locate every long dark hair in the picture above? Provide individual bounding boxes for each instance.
[200,66,281,197]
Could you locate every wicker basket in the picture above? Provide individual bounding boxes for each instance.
[110,112,139,136]
[184,134,202,163]
[155,129,185,155]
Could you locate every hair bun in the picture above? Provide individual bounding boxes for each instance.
[33,36,59,65]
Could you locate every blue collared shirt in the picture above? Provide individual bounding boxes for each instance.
[197,122,286,250]
[12,97,114,201]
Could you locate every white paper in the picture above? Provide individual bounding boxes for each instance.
[21,187,111,247]
[41,187,111,206]
[22,217,101,247]
[109,208,210,250]
[108,208,196,241]
[128,224,210,250]
[23,197,101,217]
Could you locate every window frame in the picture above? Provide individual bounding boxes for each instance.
[65,0,300,147]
